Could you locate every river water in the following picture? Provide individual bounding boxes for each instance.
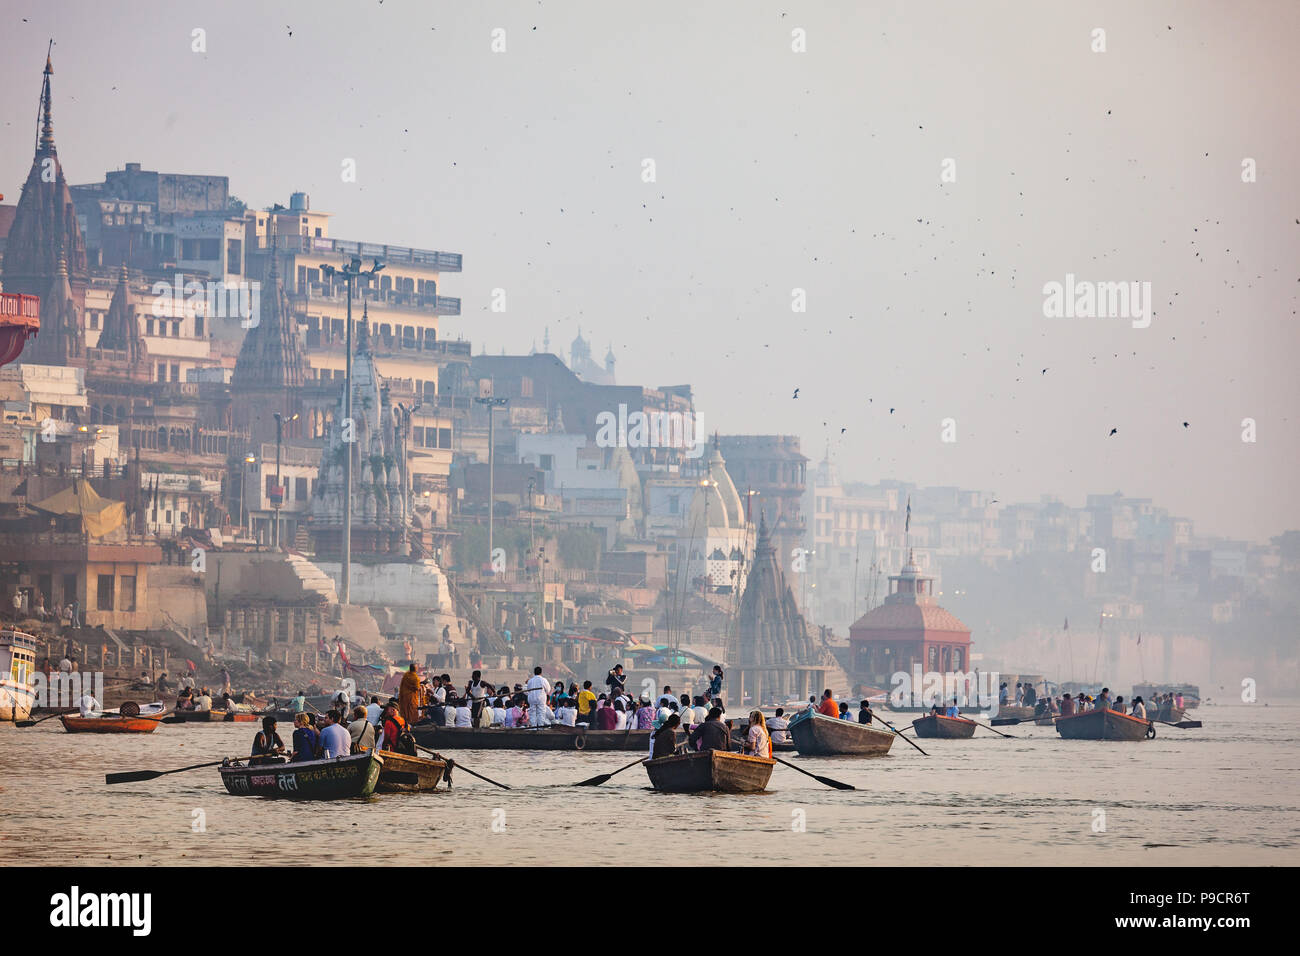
[2,703,1296,866]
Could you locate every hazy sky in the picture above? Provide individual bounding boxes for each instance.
[4,1,1298,542]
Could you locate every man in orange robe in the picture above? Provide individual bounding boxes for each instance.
[398,663,424,727]
[817,689,839,718]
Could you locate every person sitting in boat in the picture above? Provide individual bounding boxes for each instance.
[744,711,772,758]
[78,691,102,718]
[650,712,681,760]
[1060,694,1076,716]
[817,689,839,718]
[176,687,195,710]
[195,687,213,712]
[1174,692,1185,710]
[929,704,942,716]
[595,698,619,731]
[1096,688,1113,711]
[858,700,874,725]
[318,710,352,759]
[555,697,577,726]
[250,717,286,765]
[688,708,733,753]
[349,706,376,753]
[837,702,852,720]
[378,701,407,751]
[1113,695,1126,713]
[291,713,320,762]
[291,690,308,714]
[945,698,961,718]
[769,708,790,743]
[1130,696,1147,719]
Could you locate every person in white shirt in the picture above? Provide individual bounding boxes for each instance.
[454,705,473,728]
[366,696,383,726]
[556,700,577,726]
[656,686,675,708]
[503,700,517,728]
[195,688,213,712]
[524,667,552,727]
[767,708,790,745]
[491,698,508,726]
[692,696,710,725]
[319,710,351,759]
[614,700,628,730]
[444,702,458,726]
[78,693,101,717]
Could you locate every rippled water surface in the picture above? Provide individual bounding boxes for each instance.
[2,703,1297,866]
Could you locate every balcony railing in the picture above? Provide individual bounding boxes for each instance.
[256,234,462,271]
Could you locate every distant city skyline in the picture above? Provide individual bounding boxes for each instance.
[4,0,1297,542]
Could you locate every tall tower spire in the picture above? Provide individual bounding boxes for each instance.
[38,41,56,155]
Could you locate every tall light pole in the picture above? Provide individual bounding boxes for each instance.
[272,411,299,549]
[474,396,508,575]
[320,257,383,604]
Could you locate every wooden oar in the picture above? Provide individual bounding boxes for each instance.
[973,719,1016,739]
[106,758,237,785]
[15,710,73,728]
[771,754,855,791]
[1155,719,1202,729]
[414,743,510,790]
[870,713,929,756]
[574,755,647,787]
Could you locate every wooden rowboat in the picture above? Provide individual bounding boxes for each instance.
[644,750,775,793]
[788,710,895,756]
[911,713,978,738]
[1055,707,1153,741]
[162,709,255,724]
[219,752,383,799]
[376,750,448,793]
[412,724,651,751]
[60,713,160,734]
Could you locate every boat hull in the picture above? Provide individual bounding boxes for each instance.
[1055,708,1152,741]
[376,750,447,792]
[163,709,252,724]
[219,752,383,799]
[789,711,895,756]
[60,714,160,733]
[644,750,775,793]
[911,714,978,738]
[412,724,651,751]
[0,679,35,721]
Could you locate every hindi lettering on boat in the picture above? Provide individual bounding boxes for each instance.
[219,752,384,799]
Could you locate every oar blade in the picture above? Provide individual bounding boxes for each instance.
[1175,720,1203,729]
[814,774,856,791]
[15,720,37,728]
[574,773,612,787]
[105,769,164,785]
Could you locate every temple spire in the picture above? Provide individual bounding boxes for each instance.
[38,42,55,155]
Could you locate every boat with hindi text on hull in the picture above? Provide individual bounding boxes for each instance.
[412,724,651,751]
[219,752,383,799]
[643,750,775,793]
[788,709,895,756]
[911,713,978,738]
[1055,707,1153,741]
[375,750,448,792]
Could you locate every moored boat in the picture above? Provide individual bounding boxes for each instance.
[644,750,775,793]
[219,751,383,799]
[376,750,448,792]
[788,709,895,756]
[911,713,978,738]
[163,709,250,724]
[0,628,38,721]
[60,713,160,734]
[412,724,651,751]
[1055,707,1153,741]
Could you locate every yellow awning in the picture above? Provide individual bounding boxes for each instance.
[32,479,126,538]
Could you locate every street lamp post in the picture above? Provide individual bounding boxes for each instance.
[474,396,509,575]
[272,412,299,550]
[320,257,384,604]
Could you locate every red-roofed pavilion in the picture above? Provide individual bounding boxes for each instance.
[848,552,972,689]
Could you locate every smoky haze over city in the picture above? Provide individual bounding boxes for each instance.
[3,0,1300,891]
